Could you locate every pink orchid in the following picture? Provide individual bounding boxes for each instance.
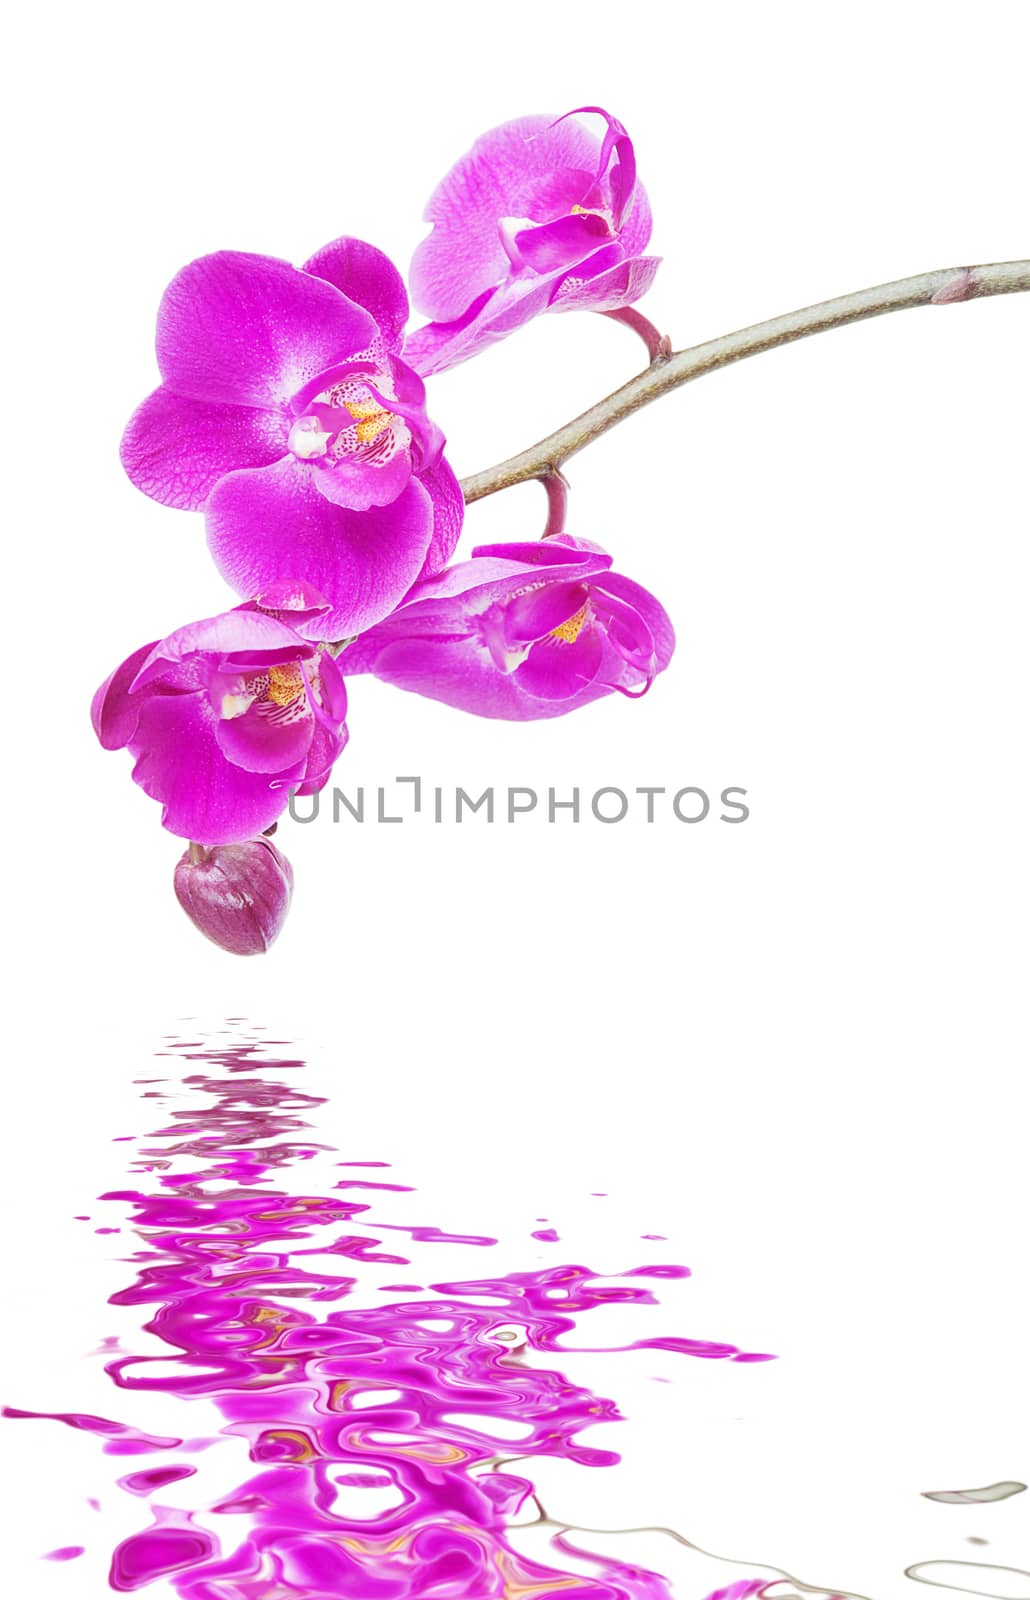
[92,584,347,844]
[405,108,660,376]
[344,537,674,718]
[121,238,463,638]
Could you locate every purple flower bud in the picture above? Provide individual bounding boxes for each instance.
[173,838,294,955]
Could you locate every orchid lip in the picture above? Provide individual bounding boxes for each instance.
[212,656,315,726]
[284,359,416,472]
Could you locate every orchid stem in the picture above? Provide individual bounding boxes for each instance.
[459,260,1030,505]
[541,470,570,539]
[602,306,672,364]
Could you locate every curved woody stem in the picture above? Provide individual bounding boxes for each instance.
[459,261,1030,506]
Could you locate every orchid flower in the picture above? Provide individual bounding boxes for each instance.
[121,238,464,638]
[91,584,348,844]
[405,108,659,376]
[344,538,674,718]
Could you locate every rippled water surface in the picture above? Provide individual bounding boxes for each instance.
[5,1030,1025,1599]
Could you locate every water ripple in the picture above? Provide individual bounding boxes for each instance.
[5,1031,866,1599]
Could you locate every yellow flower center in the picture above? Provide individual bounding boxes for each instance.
[342,398,394,446]
[550,602,589,644]
[267,663,305,706]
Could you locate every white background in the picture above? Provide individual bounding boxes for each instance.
[3,2,1028,1596]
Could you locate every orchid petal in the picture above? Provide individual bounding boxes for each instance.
[368,636,612,721]
[207,457,436,639]
[128,691,302,844]
[396,540,608,615]
[593,571,676,672]
[91,641,159,751]
[558,105,637,225]
[301,236,409,351]
[411,114,606,320]
[313,647,349,725]
[504,582,591,644]
[236,579,332,627]
[294,713,349,794]
[468,539,611,569]
[132,611,315,694]
[330,542,610,675]
[510,212,613,275]
[156,251,376,410]
[514,626,604,699]
[552,254,661,313]
[404,278,554,377]
[401,286,496,378]
[215,691,314,776]
[311,449,414,512]
[411,457,464,583]
[120,386,288,511]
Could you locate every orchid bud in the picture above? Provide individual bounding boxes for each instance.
[173,838,294,955]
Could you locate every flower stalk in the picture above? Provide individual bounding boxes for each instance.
[460,260,1030,506]
[541,470,571,540]
[602,306,672,364]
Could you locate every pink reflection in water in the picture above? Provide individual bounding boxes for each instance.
[6,1035,775,1597]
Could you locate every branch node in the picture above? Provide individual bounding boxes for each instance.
[931,268,976,305]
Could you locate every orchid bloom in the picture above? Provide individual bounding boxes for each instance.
[91,584,348,844]
[121,238,464,638]
[344,538,674,719]
[405,108,660,376]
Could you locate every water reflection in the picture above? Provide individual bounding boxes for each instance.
[5,1031,877,1598]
